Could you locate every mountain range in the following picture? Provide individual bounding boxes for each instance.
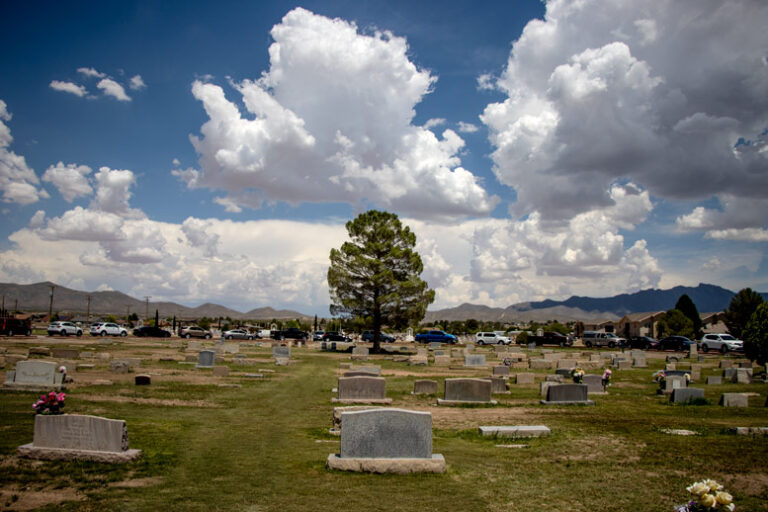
[0,281,764,323]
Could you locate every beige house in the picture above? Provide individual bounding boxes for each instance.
[615,311,665,338]
[582,319,618,333]
[700,312,728,334]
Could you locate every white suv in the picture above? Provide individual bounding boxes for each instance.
[475,332,511,345]
[47,321,83,337]
[700,333,743,353]
[89,322,128,337]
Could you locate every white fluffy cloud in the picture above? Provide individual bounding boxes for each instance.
[187,8,497,219]
[91,167,143,218]
[0,100,47,205]
[77,67,105,78]
[97,78,131,101]
[129,75,146,90]
[482,0,768,230]
[49,80,88,97]
[42,162,93,202]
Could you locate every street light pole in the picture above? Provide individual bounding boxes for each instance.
[144,296,151,322]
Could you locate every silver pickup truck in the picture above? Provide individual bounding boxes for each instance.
[582,331,625,348]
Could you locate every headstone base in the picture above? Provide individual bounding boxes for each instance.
[479,426,550,438]
[331,398,393,404]
[539,399,594,406]
[437,399,497,405]
[326,453,445,474]
[18,444,141,463]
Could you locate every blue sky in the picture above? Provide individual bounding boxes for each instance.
[0,0,766,316]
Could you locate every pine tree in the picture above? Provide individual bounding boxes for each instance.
[675,294,702,338]
[328,210,435,352]
[723,288,764,339]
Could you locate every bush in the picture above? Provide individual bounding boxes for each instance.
[516,331,528,344]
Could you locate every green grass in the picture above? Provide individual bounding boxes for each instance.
[1,345,767,511]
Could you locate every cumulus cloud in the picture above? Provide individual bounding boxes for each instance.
[42,162,93,202]
[186,8,497,220]
[424,118,446,129]
[457,122,479,133]
[91,167,144,218]
[49,80,88,97]
[77,67,105,78]
[181,217,220,257]
[38,206,125,241]
[482,0,768,227]
[129,75,146,90]
[0,100,47,205]
[97,78,131,101]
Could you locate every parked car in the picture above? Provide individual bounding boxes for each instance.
[271,327,309,341]
[657,336,696,351]
[700,333,744,353]
[47,321,82,337]
[323,331,352,342]
[475,332,511,345]
[0,316,32,336]
[582,331,625,348]
[223,328,256,340]
[361,330,395,343]
[133,325,171,338]
[526,331,573,347]
[625,336,658,350]
[414,330,458,344]
[313,330,325,341]
[89,322,128,337]
[180,325,212,339]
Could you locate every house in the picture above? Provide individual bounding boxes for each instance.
[616,311,665,338]
[700,312,728,334]
[582,319,618,333]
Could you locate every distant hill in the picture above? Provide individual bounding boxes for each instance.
[0,281,311,321]
[424,283,768,323]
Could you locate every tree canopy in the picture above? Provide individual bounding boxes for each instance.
[723,288,764,339]
[743,302,768,367]
[657,309,694,339]
[327,210,434,351]
[675,294,702,338]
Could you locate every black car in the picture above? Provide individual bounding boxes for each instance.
[657,336,695,351]
[361,330,395,343]
[323,331,352,342]
[626,336,658,350]
[133,325,171,338]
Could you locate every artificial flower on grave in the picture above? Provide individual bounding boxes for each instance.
[571,367,585,383]
[674,479,735,511]
[653,370,666,383]
[602,369,612,388]
[32,391,66,415]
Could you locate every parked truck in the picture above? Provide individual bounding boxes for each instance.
[0,316,32,336]
[522,331,573,347]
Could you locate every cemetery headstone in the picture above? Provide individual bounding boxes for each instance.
[326,408,445,473]
[490,377,509,394]
[493,366,510,377]
[273,345,291,359]
[734,368,751,384]
[212,366,230,377]
[707,376,723,385]
[52,349,79,359]
[134,375,151,385]
[719,393,749,407]
[478,426,551,438]
[434,355,451,366]
[515,373,535,385]
[17,414,141,463]
[464,354,487,367]
[632,356,647,368]
[660,376,687,395]
[429,342,442,350]
[719,360,733,369]
[670,388,705,404]
[334,376,391,404]
[3,361,64,390]
[110,361,131,374]
[541,384,594,405]
[582,374,606,394]
[540,381,560,397]
[197,350,215,368]
[438,378,495,404]
[413,380,438,395]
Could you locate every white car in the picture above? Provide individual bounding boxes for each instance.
[475,332,511,345]
[89,322,128,337]
[700,333,743,353]
[47,321,82,337]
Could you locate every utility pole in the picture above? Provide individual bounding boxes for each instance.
[14,299,18,314]
[48,285,55,321]
[86,295,91,324]
[144,296,151,322]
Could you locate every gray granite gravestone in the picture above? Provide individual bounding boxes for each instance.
[347,365,381,376]
[273,345,291,359]
[334,376,391,404]
[464,354,486,367]
[52,349,79,359]
[490,377,509,394]
[17,414,141,463]
[540,381,560,397]
[541,384,594,405]
[327,408,445,473]
[720,393,749,407]
[707,376,723,385]
[670,388,705,404]
[413,380,438,395]
[429,342,442,350]
[734,368,752,384]
[3,361,64,391]
[660,375,687,395]
[493,366,510,376]
[197,350,215,368]
[516,373,535,385]
[434,355,451,366]
[479,425,550,438]
[582,374,606,394]
[438,378,495,404]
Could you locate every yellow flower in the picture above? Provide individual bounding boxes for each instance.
[699,493,717,508]
[703,479,722,492]
[715,491,733,505]
[687,481,709,496]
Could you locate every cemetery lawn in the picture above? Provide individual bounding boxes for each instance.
[0,342,767,511]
